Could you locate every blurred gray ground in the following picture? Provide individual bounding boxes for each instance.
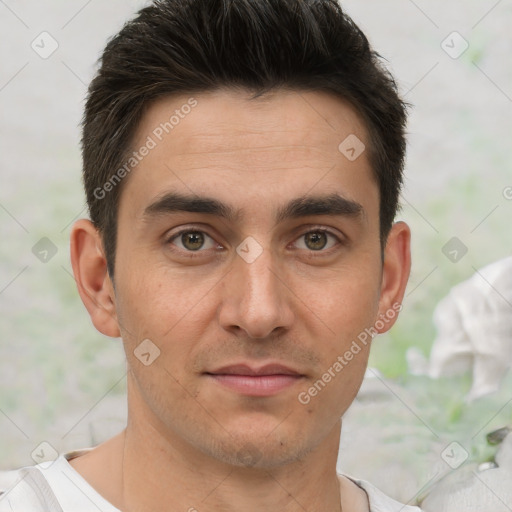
[1,0,512,506]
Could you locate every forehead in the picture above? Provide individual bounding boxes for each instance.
[135,87,367,156]
[121,87,377,221]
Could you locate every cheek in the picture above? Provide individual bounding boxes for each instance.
[114,264,217,372]
[304,263,381,334]
[114,268,209,413]
[296,347,370,441]
[310,272,378,357]
[293,267,380,414]
[115,260,189,333]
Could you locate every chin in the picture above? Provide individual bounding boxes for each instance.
[204,426,315,469]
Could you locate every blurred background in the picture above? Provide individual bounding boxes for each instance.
[1,0,511,506]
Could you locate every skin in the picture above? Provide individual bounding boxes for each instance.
[69,88,411,512]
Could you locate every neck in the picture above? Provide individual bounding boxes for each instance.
[115,418,344,512]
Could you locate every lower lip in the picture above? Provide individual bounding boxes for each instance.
[206,374,303,396]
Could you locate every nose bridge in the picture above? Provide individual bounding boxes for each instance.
[242,244,280,303]
[220,238,293,339]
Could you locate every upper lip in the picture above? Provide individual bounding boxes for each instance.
[205,363,303,376]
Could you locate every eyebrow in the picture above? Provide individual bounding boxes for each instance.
[143,191,365,225]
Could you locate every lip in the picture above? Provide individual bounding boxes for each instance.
[207,363,303,376]
[204,363,305,397]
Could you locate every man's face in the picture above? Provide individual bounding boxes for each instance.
[112,88,385,467]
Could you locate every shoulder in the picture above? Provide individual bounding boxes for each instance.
[0,449,120,512]
[339,473,423,512]
[0,468,21,495]
[0,465,60,512]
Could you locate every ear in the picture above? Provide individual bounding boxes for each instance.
[375,221,411,334]
[70,219,120,338]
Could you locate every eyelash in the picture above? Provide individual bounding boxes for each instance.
[165,226,344,258]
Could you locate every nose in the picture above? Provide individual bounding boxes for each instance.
[217,242,295,340]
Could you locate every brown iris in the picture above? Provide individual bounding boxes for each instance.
[181,232,205,251]
[304,232,328,251]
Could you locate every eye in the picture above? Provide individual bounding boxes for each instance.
[166,226,343,257]
[167,229,219,253]
[293,229,341,252]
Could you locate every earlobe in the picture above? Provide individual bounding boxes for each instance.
[70,219,121,338]
[375,221,411,334]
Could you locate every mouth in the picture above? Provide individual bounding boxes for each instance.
[204,363,305,397]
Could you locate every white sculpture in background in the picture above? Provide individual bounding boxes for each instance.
[428,255,512,401]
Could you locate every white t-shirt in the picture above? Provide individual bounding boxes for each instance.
[0,448,422,512]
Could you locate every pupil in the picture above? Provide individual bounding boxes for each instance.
[306,232,326,250]
[183,232,204,250]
